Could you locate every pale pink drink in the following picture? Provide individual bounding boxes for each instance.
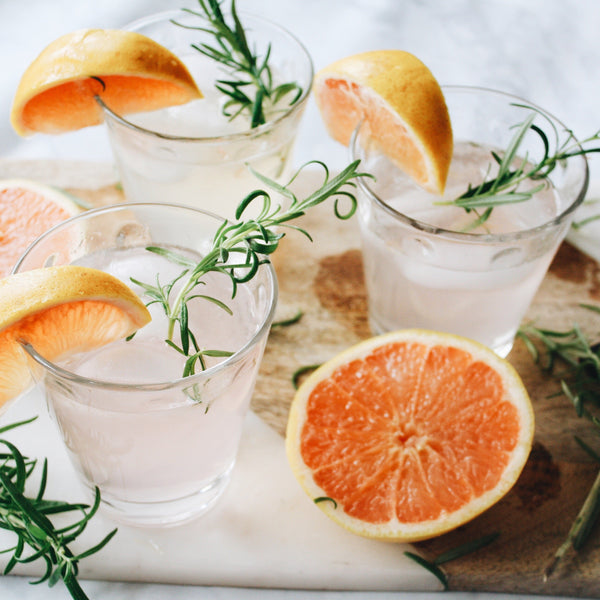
[14,203,277,527]
[101,10,313,220]
[352,87,589,356]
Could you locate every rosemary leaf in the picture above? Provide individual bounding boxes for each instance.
[404,551,449,589]
[575,436,600,462]
[433,532,500,564]
[271,308,303,328]
[0,416,38,435]
[174,0,303,127]
[292,364,322,389]
[444,107,600,228]
[134,160,366,378]
[572,213,600,230]
[314,496,338,509]
[404,532,499,590]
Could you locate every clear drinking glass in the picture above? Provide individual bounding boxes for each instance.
[352,86,589,357]
[100,10,313,220]
[13,203,278,527]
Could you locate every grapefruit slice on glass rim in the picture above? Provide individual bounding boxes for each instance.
[0,266,151,413]
[313,50,453,195]
[10,28,202,136]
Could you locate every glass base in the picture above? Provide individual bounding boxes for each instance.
[93,463,234,528]
[368,316,515,359]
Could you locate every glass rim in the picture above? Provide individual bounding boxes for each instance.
[98,9,314,144]
[350,84,590,243]
[13,201,279,392]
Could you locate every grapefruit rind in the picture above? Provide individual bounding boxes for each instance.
[285,329,534,542]
[11,28,203,136]
[313,50,453,195]
[0,265,151,412]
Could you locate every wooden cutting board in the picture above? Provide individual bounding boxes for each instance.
[260,173,600,598]
[2,159,600,597]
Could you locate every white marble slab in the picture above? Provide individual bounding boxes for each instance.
[0,387,441,592]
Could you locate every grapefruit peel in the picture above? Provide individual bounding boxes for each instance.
[313,50,453,195]
[11,28,202,136]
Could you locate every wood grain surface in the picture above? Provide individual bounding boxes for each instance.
[2,159,600,597]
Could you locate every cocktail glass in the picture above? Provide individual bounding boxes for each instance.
[352,86,589,357]
[13,202,278,527]
[100,10,313,220]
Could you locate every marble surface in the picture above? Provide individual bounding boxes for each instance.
[1,0,600,599]
[0,387,443,593]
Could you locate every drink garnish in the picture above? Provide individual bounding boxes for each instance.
[0,266,151,409]
[10,29,201,136]
[439,107,600,231]
[0,418,117,600]
[518,306,600,579]
[134,160,366,376]
[173,0,304,128]
[312,50,453,195]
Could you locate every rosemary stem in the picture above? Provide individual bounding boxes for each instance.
[140,160,365,368]
[544,467,600,580]
[165,229,251,341]
[0,505,27,533]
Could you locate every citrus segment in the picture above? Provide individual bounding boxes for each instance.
[313,50,453,194]
[0,179,84,278]
[0,266,151,411]
[11,29,202,136]
[286,330,534,542]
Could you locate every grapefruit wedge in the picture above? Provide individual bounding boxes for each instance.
[0,266,151,411]
[286,329,534,542]
[11,28,202,136]
[0,179,84,277]
[313,50,453,194]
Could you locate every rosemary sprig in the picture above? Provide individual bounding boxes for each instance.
[135,160,365,375]
[404,532,500,590]
[573,212,600,230]
[572,196,600,230]
[0,418,117,599]
[438,106,600,229]
[517,306,600,578]
[174,0,303,128]
[543,470,600,581]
